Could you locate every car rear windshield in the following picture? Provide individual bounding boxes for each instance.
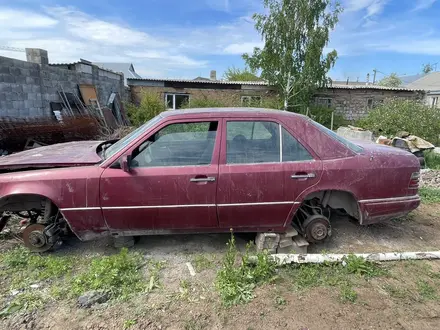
[104,115,162,160]
[310,120,364,153]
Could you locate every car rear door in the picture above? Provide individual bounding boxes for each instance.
[216,119,289,229]
[100,119,221,232]
[281,126,323,225]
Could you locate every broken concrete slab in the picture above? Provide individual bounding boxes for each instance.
[256,233,280,251]
[283,227,299,238]
[278,238,294,248]
[78,290,110,308]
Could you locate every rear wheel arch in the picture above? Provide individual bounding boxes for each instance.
[297,190,361,221]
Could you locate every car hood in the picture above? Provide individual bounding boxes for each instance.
[0,141,104,170]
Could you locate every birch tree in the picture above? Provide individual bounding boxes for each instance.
[243,0,341,110]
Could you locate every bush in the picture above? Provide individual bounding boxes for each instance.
[424,150,440,169]
[126,91,165,126]
[357,99,440,144]
[306,106,348,130]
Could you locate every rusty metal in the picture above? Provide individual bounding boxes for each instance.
[0,115,102,153]
[22,223,54,252]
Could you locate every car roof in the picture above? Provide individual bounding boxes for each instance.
[159,107,306,119]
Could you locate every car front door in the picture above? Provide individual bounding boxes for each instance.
[216,119,288,229]
[100,119,221,232]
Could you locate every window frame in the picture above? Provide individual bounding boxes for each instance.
[316,97,332,108]
[240,95,262,106]
[222,119,316,165]
[366,98,374,110]
[165,93,190,110]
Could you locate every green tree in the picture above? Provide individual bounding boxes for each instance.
[223,66,262,81]
[378,73,402,87]
[423,63,434,74]
[243,0,342,110]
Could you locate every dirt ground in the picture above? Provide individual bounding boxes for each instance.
[1,203,440,330]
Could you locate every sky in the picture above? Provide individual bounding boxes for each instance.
[1,0,440,82]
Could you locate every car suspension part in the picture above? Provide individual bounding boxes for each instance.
[293,199,332,243]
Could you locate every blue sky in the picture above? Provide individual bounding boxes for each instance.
[0,0,440,81]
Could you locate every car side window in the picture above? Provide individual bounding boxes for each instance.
[131,121,218,167]
[282,127,313,162]
[226,121,280,164]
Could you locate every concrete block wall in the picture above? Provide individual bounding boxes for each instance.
[0,55,125,118]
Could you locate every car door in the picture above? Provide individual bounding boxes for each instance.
[217,119,289,229]
[100,119,221,232]
[281,126,323,226]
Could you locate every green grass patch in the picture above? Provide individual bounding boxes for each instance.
[417,280,438,300]
[70,248,146,300]
[0,246,75,289]
[419,187,440,204]
[0,291,48,317]
[192,254,215,273]
[215,234,277,306]
[283,255,386,304]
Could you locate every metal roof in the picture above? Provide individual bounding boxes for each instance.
[127,77,269,85]
[407,72,440,91]
[128,77,423,91]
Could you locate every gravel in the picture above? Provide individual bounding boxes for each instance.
[420,169,440,188]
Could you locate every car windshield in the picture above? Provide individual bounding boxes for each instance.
[104,115,163,160]
[310,120,364,153]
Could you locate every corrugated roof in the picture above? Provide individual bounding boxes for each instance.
[127,77,268,85]
[407,72,440,91]
[128,77,423,91]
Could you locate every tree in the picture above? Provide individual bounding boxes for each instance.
[223,66,262,81]
[423,63,434,74]
[378,73,402,87]
[243,0,341,110]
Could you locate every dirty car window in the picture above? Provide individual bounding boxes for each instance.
[131,121,218,167]
[226,121,280,164]
[310,120,364,153]
[104,115,162,160]
[282,127,313,162]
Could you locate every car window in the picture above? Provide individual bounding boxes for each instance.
[282,127,314,162]
[310,120,364,153]
[104,115,162,160]
[226,121,280,164]
[131,121,218,167]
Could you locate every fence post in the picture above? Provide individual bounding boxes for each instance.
[331,111,334,131]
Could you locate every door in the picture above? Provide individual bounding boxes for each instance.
[100,120,221,232]
[281,126,323,225]
[217,120,288,229]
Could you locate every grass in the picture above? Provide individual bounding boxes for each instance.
[283,255,387,304]
[192,254,215,273]
[417,280,438,300]
[419,187,440,204]
[215,233,277,306]
[69,248,147,300]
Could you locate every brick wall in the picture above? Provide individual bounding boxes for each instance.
[0,56,125,118]
[314,88,424,121]
[130,85,277,107]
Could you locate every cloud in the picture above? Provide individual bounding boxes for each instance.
[412,0,437,11]
[125,51,208,67]
[223,41,263,54]
[44,6,168,47]
[0,8,57,28]
[342,0,388,17]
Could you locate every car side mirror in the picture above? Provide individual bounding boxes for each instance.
[120,155,132,173]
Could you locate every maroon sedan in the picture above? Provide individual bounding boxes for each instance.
[0,108,420,251]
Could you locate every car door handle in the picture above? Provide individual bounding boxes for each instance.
[190,177,216,183]
[291,173,316,180]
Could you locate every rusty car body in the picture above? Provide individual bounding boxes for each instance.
[0,108,421,251]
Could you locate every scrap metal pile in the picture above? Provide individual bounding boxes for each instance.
[0,115,102,154]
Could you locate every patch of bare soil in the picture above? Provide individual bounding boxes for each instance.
[2,205,440,329]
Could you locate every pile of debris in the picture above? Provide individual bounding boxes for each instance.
[420,169,440,189]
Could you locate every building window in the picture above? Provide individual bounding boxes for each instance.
[316,98,332,108]
[431,97,438,108]
[165,93,190,110]
[241,96,262,107]
[367,98,374,109]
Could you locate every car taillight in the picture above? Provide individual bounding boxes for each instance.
[409,172,420,188]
